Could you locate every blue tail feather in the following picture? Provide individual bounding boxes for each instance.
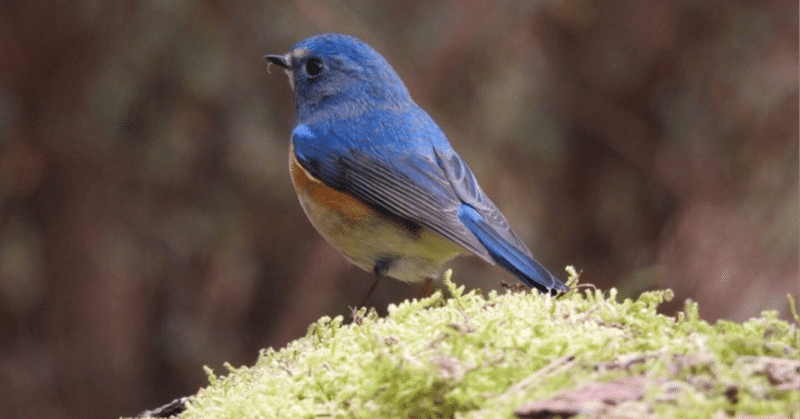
[458,205,568,294]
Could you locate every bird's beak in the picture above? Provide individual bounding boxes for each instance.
[265,53,289,69]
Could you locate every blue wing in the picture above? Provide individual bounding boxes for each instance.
[292,107,567,293]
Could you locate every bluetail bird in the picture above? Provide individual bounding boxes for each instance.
[266,34,567,294]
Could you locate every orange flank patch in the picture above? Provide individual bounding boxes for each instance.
[289,151,375,218]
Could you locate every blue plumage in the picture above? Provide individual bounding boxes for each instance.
[267,34,568,294]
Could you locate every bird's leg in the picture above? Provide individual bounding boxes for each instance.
[358,276,381,308]
[416,277,434,299]
[357,257,393,307]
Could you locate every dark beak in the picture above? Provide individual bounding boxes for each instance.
[265,54,289,69]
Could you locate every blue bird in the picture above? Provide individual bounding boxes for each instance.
[266,34,568,294]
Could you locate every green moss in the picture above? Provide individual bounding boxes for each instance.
[150,270,799,419]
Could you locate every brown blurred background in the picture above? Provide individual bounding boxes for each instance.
[0,1,797,417]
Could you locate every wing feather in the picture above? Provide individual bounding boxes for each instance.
[335,149,492,261]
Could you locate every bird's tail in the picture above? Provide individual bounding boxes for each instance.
[458,205,568,294]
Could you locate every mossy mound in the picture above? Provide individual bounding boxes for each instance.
[146,270,799,418]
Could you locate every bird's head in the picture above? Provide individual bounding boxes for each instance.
[266,34,413,121]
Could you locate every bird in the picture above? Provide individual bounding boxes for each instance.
[265,33,568,295]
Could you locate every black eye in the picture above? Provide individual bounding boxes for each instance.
[305,58,323,76]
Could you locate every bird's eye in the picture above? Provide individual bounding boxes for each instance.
[305,58,323,76]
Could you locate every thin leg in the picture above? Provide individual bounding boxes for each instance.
[358,276,381,307]
[416,277,434,299]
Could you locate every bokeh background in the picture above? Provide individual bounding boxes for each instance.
[1,1,797,417]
